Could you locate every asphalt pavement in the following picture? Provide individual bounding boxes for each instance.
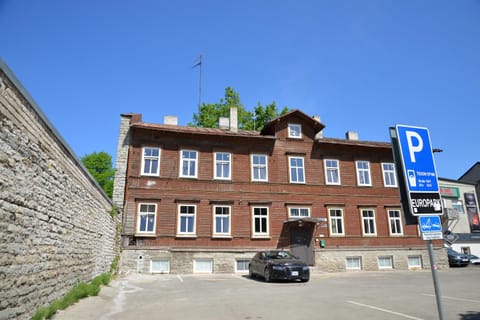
[53,266,480,320]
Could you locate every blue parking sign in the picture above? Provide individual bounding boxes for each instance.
[395,125,442,215]
[396,125,439,192]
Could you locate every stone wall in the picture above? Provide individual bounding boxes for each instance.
[120,246,448,275]
[0,60,120,320]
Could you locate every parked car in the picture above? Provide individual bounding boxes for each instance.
[447,248,470,267]
[467,254,480,265]
[249,250,309,282]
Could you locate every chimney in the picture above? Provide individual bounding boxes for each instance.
[346,131,359,140]
[230,107,238,132]
[164,115,178,125]
[219,117,230,130]
[312,115,321,122]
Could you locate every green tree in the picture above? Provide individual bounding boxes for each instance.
[189,87,289,131]
[81,151,114,198]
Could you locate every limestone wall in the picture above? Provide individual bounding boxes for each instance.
[0,60,120,320]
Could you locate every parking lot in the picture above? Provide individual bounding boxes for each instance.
[54,267,480,320]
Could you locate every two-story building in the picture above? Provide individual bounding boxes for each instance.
[113,109,446,274]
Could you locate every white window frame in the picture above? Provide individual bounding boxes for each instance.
[388,209,404,236]
[136,203,157,235]
[346,257,362,270]
[193,258,213,273]
[356,160,372,186]
[213,205,231,237]
[382,162,397,187]
[361,208,377,236]
[328,208,345,236]
[235,259,250,273]
[214,152,231,180]
[251,154,268,182]
[288,123,302,139]
[150,259,170,274]
[289,156,305,184]
[141,147,160,176]
[177,204,196,237]
[378,256,393,269]
[180,149,198,178]
[252,207,269,238]
[325,159,341,185]
[288,207,311,218]
[408,256,422,269]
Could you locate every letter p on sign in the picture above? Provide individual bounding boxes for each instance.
[406,131,423,163]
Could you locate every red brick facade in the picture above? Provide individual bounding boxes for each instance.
[116,109,444,273]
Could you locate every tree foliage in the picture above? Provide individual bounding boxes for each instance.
[81,151,114,198]
[189,87,289,131]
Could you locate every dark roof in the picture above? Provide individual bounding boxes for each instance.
[459,162,480,182]
[261,109,325,135]
[316,137,392,149]
[131,122,275,139]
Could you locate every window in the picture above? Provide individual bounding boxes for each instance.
[137,203,156,234]
[251,154,268,182]
[141,147,160,176]
[289,207,310,218]
[328,208,344,236]
[356,161,371,186]
[289,156,305,184]
[235,259,250,273]
[194,258,213,273]
[252,207,269,238]
[177,204,196,236]
[288,124,302,138]
[388,209,403,236]
[408,256,422,269]
[378,256,393,269]
[325,159,340,185]
[214,152,231,180]
[346,257,362,270]
[361,208,376,236]
[180,150,198,178]
[382,163,397,187]
[151,260,170,273]
[213,206,231,237]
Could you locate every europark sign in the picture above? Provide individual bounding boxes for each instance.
[390,125,443,240]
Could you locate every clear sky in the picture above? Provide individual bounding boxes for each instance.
[1,0,479,179]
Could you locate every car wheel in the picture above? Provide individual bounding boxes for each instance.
[249,266,255,279]
[264,268,271,282]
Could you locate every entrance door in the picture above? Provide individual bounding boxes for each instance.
[290,227,314,265]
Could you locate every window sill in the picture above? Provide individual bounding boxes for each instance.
[135,233,157,237]
[251,235,271,240]
[175,234,197,239]
[212,235,233,239]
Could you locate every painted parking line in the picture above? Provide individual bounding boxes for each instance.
[422,293,480,304]
[347,301,424,320]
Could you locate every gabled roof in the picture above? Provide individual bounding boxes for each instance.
[130,122,275,140]
[260,109,325,136]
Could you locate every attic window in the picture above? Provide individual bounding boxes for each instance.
[288,124,302,139]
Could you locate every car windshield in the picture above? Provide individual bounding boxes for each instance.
[266,251,294,259]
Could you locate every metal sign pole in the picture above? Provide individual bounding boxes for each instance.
[427,239,444,320]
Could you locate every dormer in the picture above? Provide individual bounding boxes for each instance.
[260,109,325,141]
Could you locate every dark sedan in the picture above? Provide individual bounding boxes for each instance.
[447,248,470,267]
[249,250,310,282]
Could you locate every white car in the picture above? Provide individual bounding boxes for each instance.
[468,255,480,265]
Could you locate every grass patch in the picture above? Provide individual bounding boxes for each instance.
[32,256,119,320]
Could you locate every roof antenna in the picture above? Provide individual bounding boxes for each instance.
[192,54,203,110]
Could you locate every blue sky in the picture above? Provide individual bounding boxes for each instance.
[1,0,479,179]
